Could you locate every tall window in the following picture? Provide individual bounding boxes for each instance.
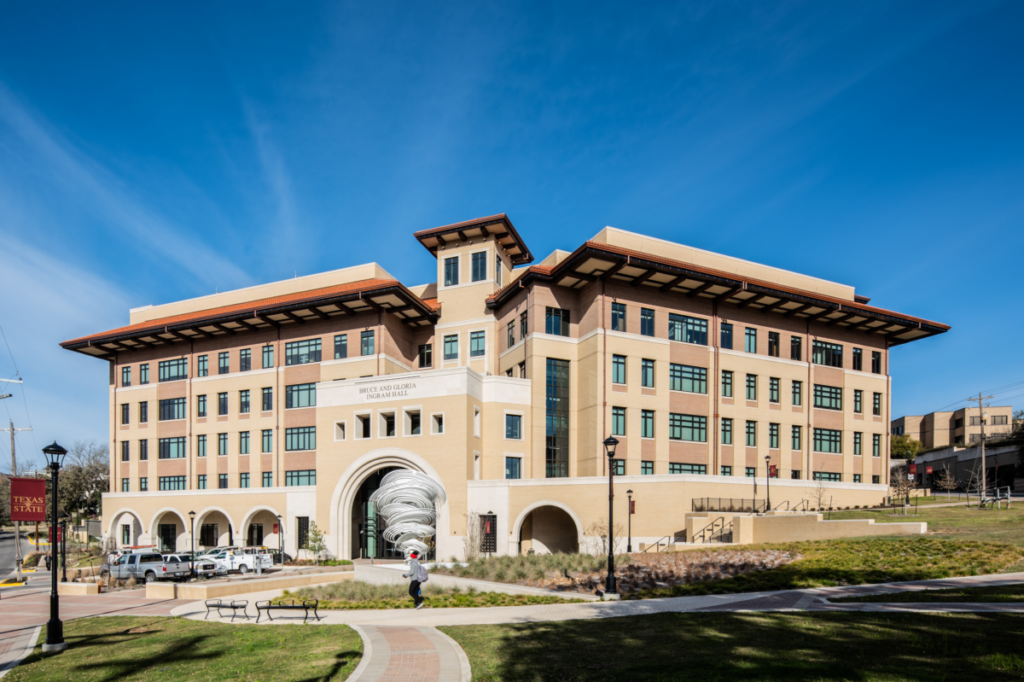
[159,358,188,382]
[791,336,802,361]
[611,459,625,476]
[746,374,757,401]
[262,472,273,487]
[611,407,626,436]
[262,387,273,412]
[122,478,130,492]
[219,474,228,489]
[873,393,882,416]
[792,425,802,450]
[286,383,316,409]
[159,398,186,421]
[769,423,779,449]
[669,414,706,442]
[335,335,348,359]
[872,434,881,457]
[545,358,570,478]
[122,366,131,387]
[812,341,843,368]
[505,457,521,480]
[444,256,459,286]
[641,410,655,438]
[871,351,882,374]
[197,435,206,458]
[505,414,522,439]
[121,404,129,425]
[520,311,528,340]
[853,432,862,455]
[286,339,322,365]
[640,308,655,336]
[470,331,486,357]
[721,370,733,397]
[545,307,570,336]
[611,355,626,384]
[721,323,733,350]
[197,355,209,377]
[262,429,273,453]
[813,385,843,410]
[139,477,148,491]
[495,254,503,287]
[471,252,486,282]
[744,327,757,353]
[722,418,733,444]
[361,330,375,356]
[792,381,803,407]
[852,348,863,371]
[262,345,274,368]
[158,437,186,459]
[813,428,842,453]
[240,348,251,372]
[286,426,316,451]
[239,431,250,455]
[240,473,250,489]
[768,332,780,357]
[239,390,250,414]
[670,364,706,393]
[218,351,230,375]
[218,433,228,456]
[507,321,515,348]
[140,363,149,384]
[641,359,655,388]
[444,335,459,360]
[418,344,432,368]
[769,377,780,403]
[287,471,316,487]
[121,441,130,461]
[668,314,707,345]
[139,439,148,460]
[745,421,757,447]
[218,392,228,416]
[611,302,626,332]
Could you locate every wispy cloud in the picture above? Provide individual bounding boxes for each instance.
[242,101,299,253]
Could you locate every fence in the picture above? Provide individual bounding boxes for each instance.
[691,498,766,514]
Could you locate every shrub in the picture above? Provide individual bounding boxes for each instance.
[23,552,42,568]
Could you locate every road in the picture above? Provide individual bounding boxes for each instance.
[0,529,34,577]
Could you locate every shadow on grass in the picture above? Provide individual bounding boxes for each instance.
[466,612,1024,681]
[294,650,361,682]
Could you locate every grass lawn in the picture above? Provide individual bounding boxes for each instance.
[279,582,582,609]
[829,504,1024,548]
[8,616,361,682]
[830,583,1024,603]
[443,612,1024,681]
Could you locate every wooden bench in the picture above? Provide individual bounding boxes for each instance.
[255,598,322,624]
[204,599,250,621]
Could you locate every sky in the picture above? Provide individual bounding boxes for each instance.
[0,1,1021,470]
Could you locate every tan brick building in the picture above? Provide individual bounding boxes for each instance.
[61,214,949,559]
[892,406,1014,449]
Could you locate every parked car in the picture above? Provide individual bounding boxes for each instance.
[210,547,273,575]
[174,553,218,578]
[101,552,190,583]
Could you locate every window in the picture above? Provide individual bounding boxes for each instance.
[746,421,757,447]
[444,334,459,361]
[641,461,654,475]
[612,355,626,383]
[507,322,515,348]
[641,410,655,438]
[444,256,459,286]
[432,413,444,434]
[471,251,486,282]
[745,327,757,353]
[641,308,655,336]
[138,477,148,492]
[159,398,186,421]
[670,464,707,475]
[611,459,625,476]
[872,475,880,484]
[218,351,230,375]
[505,414,522,439]
[791,336,802,361]
[746,374,757,401]
[721,466,732,476]
[545,307,570,336]
[496,254,503,287]
[356,414,371,439]
[263,345,274,369]
[852,348,863,371]
[873,393,882,416]
[505,457,521,480]
[262,387,273,412]
[722,370,733,398]
[334,334,348,360]
[218,392,228,416]
[159,358,188,382]
[871,351,881,374]
[263,472,273,487]
[769,377,780,403]
[813,385,843,411]
[297,517,310,551]
[137,401,147,424]
[286,383,317,409]
[813,428,842,453]
[240,348,251,372]
[610,407,627,436]
[992,415,1009,426]
[286,427,316,451]
[239,431,250,455]
[418,344,432,368]
[139,439,148,460]
[812,341,843,368]
[406,411,421,436]
[240,473,250,489]
[641,359,655,388]
[721,323,733,350]
[854,474,862,483]
[792,381,802,407]
[159,476,187,491]
[814,472,842,482]
[219,474,228,489]
[853,432,862,455]
[611,302,626,332]
[768,332,780,357]
[121,478,130,492]
[122,366,131,387]
[286,470,316,486]
[286,339,322,365]
[218,433,228,456]
[722,418,733,444]
[670,364,706,394]
[669,414,706,442]
[545,358,570,478]
[197,354,210,378]
[668,314,707,345]
[792,425,802,450]
[240,390,250,414]
[121,403,130,425]
[121,441,130,462]
[854,389,863,414]
[140,363,149,384]
[380,412,396,438]
[262,429,273,453]
[792,470,801,479]
[741,467,753,477]
[769,423,779,449]
[872,434,881,457]
[197,435,207,458]
[520,312,528,340]
[158,437,186,459]
[519,361,526,378]
[470,331,486,357]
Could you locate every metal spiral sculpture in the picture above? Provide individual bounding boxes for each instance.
[368,470,447,559]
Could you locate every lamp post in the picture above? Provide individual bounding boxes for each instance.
[764,455,772,512]
[188,511,196,580]
[42,442,68,653]
[276,514,283,565]
[60,514,69,583]
[626,489,633,553]
[603,436,619,595]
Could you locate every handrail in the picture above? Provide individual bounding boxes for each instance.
[773,500,790,511]
[694,518,724,544]
[642,535,672,553]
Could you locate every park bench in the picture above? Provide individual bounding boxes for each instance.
[204,599,250,621]
[255,598,322,623]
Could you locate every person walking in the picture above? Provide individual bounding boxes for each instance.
[45,552,51,571]
[402,551,427,609]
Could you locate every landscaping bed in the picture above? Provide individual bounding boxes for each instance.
[275,582,583,609]
[830,583,1024,603]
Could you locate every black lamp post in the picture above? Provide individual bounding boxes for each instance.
[603,436,619,595]
[42,441,68,653]
[188,511,196,580]
[626,489,633,553]
[276,514,283,565]
[60,514,69,583]
[764,455,772,512]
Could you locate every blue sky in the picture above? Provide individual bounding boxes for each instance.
[1,1,1021,469]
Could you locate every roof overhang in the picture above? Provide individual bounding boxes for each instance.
[414,214,534,265]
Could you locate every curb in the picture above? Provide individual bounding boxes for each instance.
[346,624,373,682]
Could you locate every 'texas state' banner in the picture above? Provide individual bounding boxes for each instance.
[10,477,46,522]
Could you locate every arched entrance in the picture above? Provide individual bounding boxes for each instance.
[513,502,582,555]
[240,507,282,549]
[149,509,188,552]
[108,509,144,549]
[351,467,401,559]
[195,508,235,549]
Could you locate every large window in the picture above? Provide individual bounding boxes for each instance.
[769,377,780,403]
[239,390,250,414]
[722,370,733,397]
[641,359,655,388]
[871,351,881,374]
[745,327,757,353]
[641,461,654,475]
[197,435,206,458]
[335,334,348,359]
[669,463,707,475]
[854,432,862,455]
[286,470,316,487]
[852,348,863,371]
[218,351,230,375]
[769,423,779,449]
[139,401,148,423]
[746,421,757,447]
[262,345,274,368]
[792,380,803,406]
[361,330,375,356]
[158,358,188,382]
[505,414,522,439]
[505,457,521,480]
[262,387,273,412]
[139,439,148,460]
[520,311,528,340]
[813,384,843,411]
[545,307,570,336]
[159,476,187,491]
[286,383,317,409]
[495,254,503,287]
[812,341,843,368]
[158,437,186,459]
[471,252,486,282]
[545,358,570,478]
[640,308,655,336]
[854,389,863,414]
[218,392,228,416]
[611,459,625,476]
[768,332,780,358]
[873,392,882,416]
[507,321,515,348]
[668,314,707,345]
[444,256,459,286]
[240,348,251,372]
[791,336,802,361]
[611,302,626,332]
[418,344,432,368]
[611,407,626,436]
[121,404,129,425]
[286,338,322,365]
[612,355,626,384]
[641,410,655,438]
[262,429,273,453]
[239,431,250,455]
[813,428,843,453]
[814,472,842,482]
[218,433,228,456]
[470,331,486,357]
[792,425,802,450]
[286,427,316,451]
[722,418,733,444]
[197,355,209,377]
[140,363,149,384]
[444,334,459,361]
[746,374,757,401]
[669,414,706,442]
[262,472,273,487]
[121,441,130,462]
[721,323,733,349]
[122,366,131,387]
[670,364,706,394]
[159,398,186,421]
[873,434,881,457]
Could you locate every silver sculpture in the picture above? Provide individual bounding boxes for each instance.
[368,469,447,558]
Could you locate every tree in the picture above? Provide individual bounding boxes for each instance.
[811,478,830,511]
[891,434,923,461]
[889,466,915,514]
[301,521,328,565]
[583,519,625,555]
[44,440,108,523]
[1013,409,1024,437]
[933,464,959,494]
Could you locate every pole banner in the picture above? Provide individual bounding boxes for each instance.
[10,478,46,522]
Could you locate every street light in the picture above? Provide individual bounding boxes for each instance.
[42,441,68,653]
[626,489,633,553]
[603,436,619,595]
[188,511,196,581]
[276,514,283,566]
[764,454,772,512]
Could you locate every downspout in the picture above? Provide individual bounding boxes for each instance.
[885,337,891,486]
[712,299,719,476]
[806,319,812,481]
[276,321,281,488]
[601,277,607,477]
[187,333,194,490]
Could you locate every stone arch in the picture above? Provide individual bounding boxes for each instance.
[511,500,584,555]
[240,505,284,548]
[195,506,237,547]
[328,447,449,561]
[107,508,145,547]
[148,507,190,552]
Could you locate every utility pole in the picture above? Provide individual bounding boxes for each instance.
[1,416,33,582]
[967,393,994,502]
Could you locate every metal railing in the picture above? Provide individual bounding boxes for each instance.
[692,498,766,514]
[642,535,673,553]
[693,518,733,544]
[773,498,810,512]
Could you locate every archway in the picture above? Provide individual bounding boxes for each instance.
[108,509,144,549]
[149,508,188,552]
[512,502,582,555]
[239,507,283,549]
[350,467,401,560]
[195,507,236,548]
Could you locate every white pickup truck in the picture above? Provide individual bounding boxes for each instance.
[211,547,273,575]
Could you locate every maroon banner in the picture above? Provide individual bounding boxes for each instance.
[10,478,46,522]
[926,465,933,475]
[768,465,778,478]
[629,501,635,515]
[909,464,917,475]
[48,526,63,543]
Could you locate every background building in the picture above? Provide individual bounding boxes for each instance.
[892,406,1014,449]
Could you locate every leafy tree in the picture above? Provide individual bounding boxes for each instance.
[890,434,923,461]
[302,521,328,565]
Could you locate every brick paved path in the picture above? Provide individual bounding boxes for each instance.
[349,626,469,682]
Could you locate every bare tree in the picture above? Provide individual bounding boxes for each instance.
[811,478,830,511]
[966,462,987,507]
[583,519,625,555]
[933,464,959,496]
[889,467,915,514]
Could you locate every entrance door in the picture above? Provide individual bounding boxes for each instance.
[121,524,131,546]
[247,523,264,547]
[158,524,176,552]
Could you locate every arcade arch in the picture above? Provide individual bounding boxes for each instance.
[512,501,583,555]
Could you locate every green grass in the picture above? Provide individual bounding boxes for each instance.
[830,582,1024,603]
[8,616,361,682]
[278,581,582,610]
[443,612,1024,681]
[829,503,1024,547]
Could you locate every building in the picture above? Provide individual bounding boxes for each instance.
[891,406,1014,449]
[61,215,950,558]
[910,441,1022,491]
